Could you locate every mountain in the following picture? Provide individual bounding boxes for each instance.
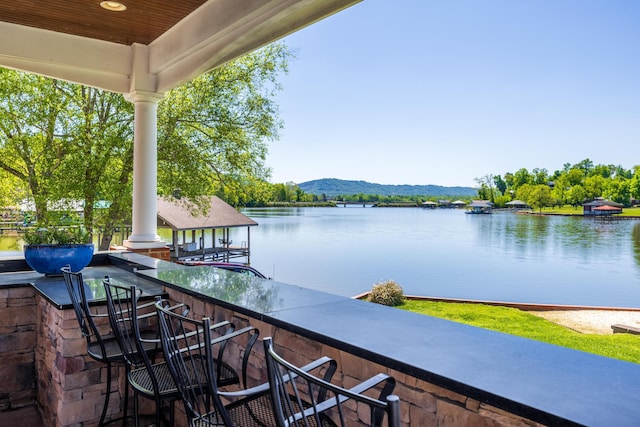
[298,178,477,197]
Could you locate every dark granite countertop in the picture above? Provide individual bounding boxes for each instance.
[137,260,640,427]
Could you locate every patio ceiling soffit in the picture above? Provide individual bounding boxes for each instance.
[0,0,361,95]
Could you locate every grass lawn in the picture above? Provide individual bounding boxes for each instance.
[528,205,640,217]
[399,300,640,364]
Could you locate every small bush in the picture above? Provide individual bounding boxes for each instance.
[23,226,91,245]
[368,280,405,306]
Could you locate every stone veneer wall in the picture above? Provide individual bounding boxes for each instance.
[167,288,547,427]
[35,294,128,427]
[0,286,37,412]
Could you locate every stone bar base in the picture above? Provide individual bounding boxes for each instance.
[35,295,127,427]
[0,286,37,412]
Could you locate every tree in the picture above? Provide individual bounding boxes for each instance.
[532,168,549,185]
[592,164,613,179]
[527,185,555,212]
[475,174,496,202]
[565,168,584,186]
[0,171,27,209]
[605,179,631,206]
[583,175,605,200]
[630,167,640,201]
[494,175,507,196]
[566,185,586,207]
[551,174,570,205]
[515,184,534,206]
[0,70,72,222]
[512,168,532,190]
[574,158,594,175]
[157,42,290,202]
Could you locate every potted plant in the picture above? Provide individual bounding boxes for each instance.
[23,226,94,275]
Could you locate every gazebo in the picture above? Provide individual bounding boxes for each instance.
[466,200,494,214]
[506,200,529,209]
[422,201,438,209]
[0,0,362,255]
[157,196,257,262]
[582,199,624,216]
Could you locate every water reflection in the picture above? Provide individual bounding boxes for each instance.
[243,208,307,217]
[632,223,640,267]
[476,214,638,266]
[154,267,281,312]
[245,208,640,307]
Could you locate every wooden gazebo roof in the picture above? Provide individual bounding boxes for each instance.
[157,196,257,231]
[583,199,624,208]
[506,200,528,206]
[468,200,494,208]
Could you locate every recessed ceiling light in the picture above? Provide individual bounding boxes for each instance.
[100,1,127,11]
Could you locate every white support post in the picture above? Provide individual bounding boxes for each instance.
[123,91,166,249]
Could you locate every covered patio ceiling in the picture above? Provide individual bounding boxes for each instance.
[0,0,361,94]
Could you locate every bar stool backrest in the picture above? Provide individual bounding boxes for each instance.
[61,265,108,360]
[263,337,401,427]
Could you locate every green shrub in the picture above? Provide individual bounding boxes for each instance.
[23,226,91,245]
[368,280,405,306]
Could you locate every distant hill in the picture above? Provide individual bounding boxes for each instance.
[298,178,477,198]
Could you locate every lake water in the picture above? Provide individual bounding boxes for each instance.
[3,207,640,308]
[241,207,640,308]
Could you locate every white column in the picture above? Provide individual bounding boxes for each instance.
[123,91,166,249]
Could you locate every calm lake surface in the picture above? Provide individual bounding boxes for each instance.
[3,207,640,308]
[241,207,640,308]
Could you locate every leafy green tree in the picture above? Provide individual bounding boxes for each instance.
[494,175,507,195]
[551,174,569,205]
[157,42,290,202]
[613,165,633,179]
[605,178,631,206]
[475,174,496,202]
[515,184,534,206]
[512,168,532,191]
[0,70,71,222]
[565,168,584,186]
[270,183,284,202]
[493,194,511,208]
[0,171,27,209]
[592,164,613,179]
[566,185,586,207]
[503,172,514,190]
[630,168,640,201]
[527,185,555,212]
[574,158,594,175]
[532,168,549,185]
[583,175,605,200]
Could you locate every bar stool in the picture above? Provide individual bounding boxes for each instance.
[61,265,130,426]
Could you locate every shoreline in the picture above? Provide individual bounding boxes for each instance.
[354,293,640,334]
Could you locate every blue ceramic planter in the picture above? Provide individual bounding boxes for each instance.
[24,244,95,275]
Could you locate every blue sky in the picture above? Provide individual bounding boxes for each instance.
[266,0,640,188]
